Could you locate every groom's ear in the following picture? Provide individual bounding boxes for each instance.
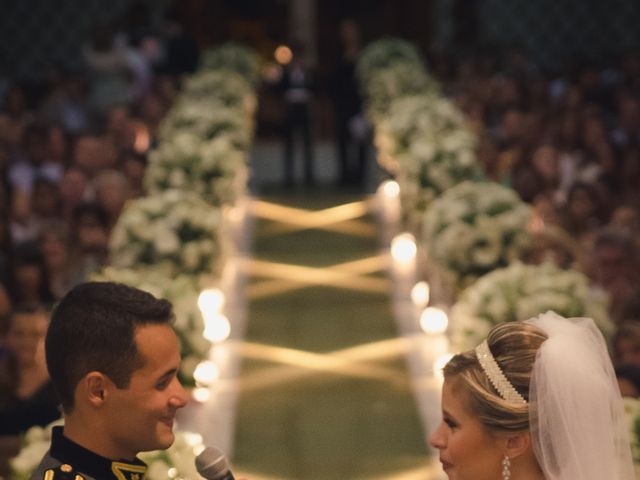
[504,432,531,459]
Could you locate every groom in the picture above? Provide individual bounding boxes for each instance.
[31,282,189,480]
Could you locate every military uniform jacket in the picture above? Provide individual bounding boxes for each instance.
[30,426,148,480]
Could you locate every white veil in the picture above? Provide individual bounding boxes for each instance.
[526,311,635,480]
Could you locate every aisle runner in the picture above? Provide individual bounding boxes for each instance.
[233,191,429,479]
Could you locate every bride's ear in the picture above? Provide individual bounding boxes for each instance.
[504,432,531,459]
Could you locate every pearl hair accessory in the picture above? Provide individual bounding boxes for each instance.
[475,340,527,404]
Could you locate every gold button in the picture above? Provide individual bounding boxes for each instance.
[60,464,73,473]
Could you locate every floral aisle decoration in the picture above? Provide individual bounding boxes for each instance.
[10,420,205,480]
[96,41,253,392]
[145,131,247,207]
[10,420,63,480]
[356,38,437,123]
[421,181,531,293]
[92,267,212,386]
[448,262,614,351]
[181,69,257,121]
[379,95,482,228]
[139,430,205,480]
[357,38,480,239]
[361,63,436,124]
[200,41,260,86]
[356,37,425,90]
[109,189,226,278]
[157,99,252,150]
[150,68,256,208]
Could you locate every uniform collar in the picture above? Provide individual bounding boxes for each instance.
[50,426,148,480]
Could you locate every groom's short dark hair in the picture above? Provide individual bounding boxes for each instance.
[45,282,174,412]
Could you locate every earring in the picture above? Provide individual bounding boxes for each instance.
[502,455,511,480]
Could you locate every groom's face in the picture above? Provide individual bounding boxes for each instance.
[103,324,189,458]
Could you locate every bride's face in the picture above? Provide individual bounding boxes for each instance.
[429,377,504,480]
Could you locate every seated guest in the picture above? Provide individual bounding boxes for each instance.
[588,228,638,323]
[5,242,56,310]
[523,227,577,269]
[0,307,60,476]
[68,202,110,282]
[37,221,75,300]
[608,205,640,236]
[612,322,640,367]
[92,170,132,232]
[0,307,60,435]
[615,364,640,398]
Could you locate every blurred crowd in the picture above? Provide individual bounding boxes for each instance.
[436,50,640,321]
[0,8,198,474]
[436,49,640,395]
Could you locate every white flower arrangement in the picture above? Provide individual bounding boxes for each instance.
[92,267,212,387]
[448,262,613,351]
[157,100,252,150]
[361,62,436,123]
[356,38,439,123]
[422,181,531,292]
[199,42,260,86]
[379,95,482,227]
[181,69,257,119]
[380,95,476,163]
[145,131,248,207]
[139,430,205,480]
[109,190,226,278]
[10,420,63,480]
[10,420,204,480]
[623,397,640,464]
[356,37,425,89]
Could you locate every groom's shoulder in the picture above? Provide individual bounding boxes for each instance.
[30,452,89,480]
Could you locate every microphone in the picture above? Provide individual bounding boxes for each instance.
[195,446,235,480]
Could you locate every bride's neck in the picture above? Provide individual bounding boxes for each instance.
[512,454,546,480]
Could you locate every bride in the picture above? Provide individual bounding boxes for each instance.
[430,311,635,480]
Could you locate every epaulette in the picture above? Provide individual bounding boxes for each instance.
[42,464,85,480]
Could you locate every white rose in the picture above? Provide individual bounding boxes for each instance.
[515,298,546,321]
[143,204,162,219]
[484,295,509,324]
[409,140,436,163]
[182,243,201,271]
[123,208,148,228]
[145,459,172,480]
[521,272,556,295]
[112,248,140,268]
[428,164,451,191]
[109,223,129,249]
[154,229,180,255]
[535,292,573,314]
[130,217,152,241]
[168,447,198,479]
[10,441,51,475]
[172,311,191,331]
[470,218,503,268]
[166,170,187,188]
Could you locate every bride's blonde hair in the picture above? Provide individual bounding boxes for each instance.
[444,322,547,432]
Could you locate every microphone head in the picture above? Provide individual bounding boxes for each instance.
[195,446,232,480]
